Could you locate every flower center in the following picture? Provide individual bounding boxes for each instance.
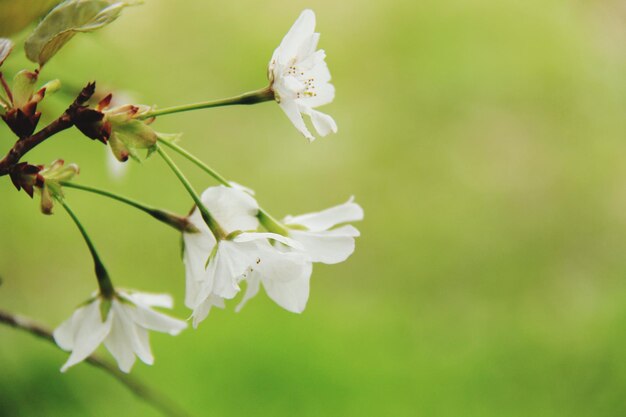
[286,64,318,99]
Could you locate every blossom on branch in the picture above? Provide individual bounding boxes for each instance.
[268,9,337,141]
[54,289,187,373]
[183,186,311,326]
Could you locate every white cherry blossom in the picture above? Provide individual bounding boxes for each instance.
[268,9,337,141]
[183,186,309,326]
[53,290,187,373]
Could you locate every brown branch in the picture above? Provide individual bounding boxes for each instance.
[0,308,192,417]
[0,82,96,177]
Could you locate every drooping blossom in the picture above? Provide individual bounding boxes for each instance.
[183,186,310,326]
[54,289,187,373]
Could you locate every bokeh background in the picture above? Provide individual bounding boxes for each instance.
[3,0,626,415]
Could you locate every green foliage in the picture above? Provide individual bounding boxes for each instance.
[24,0,138,66]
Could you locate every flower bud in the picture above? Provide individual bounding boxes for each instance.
[36,159,80,215]
[9,162,43,198]
[1,70,61,138]
[104,103,160,162]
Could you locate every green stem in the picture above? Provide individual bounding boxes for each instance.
[156,146,226,239]
[157,138,229,186]
[257,208,289,236]
[57,198,114,298]
[157,138,289,236]
[140,87,274,120]
[60,182,197,233]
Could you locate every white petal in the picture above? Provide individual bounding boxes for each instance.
[279,99,314,141]
[297,33,320,59]
[284,198,364,231]
[262,261,312,313]
[324,224,361,237]
[183,213,217,307]
[124,291,174,309]
[233,232,304,250]
[60,300,112,372]
[309,109,337,137]
[255,246,309,282]
[200,186,259,233]
[289,230,357,264]
[301,82,335,108]
[54,306,84,351]
[235,271,261,312]
[298,49,327,72]
[283,75,306,93]
[192,294,225,328]
[127,303,187,336]
[209,241,257,298]
[103,303,137,373]
[276,9,316,63]
[183,235,217,307]
[132,326,154,366]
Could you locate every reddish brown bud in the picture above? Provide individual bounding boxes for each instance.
[9,162,42,198]
[1,107,41,138]
[97,93,113,111]
[72,106,109,143]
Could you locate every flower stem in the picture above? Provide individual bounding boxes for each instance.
[157,138,290,235]
[139,87,274,120]
[60,182,197,233]
[0,308,191,417]
[57,198,115,298]
[156,146,226,239]
[157,138,229,186]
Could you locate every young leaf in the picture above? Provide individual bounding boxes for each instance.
[0,38,14,67]
[12,70,38,108]
[24,0,139,66]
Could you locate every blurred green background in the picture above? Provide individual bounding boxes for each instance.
[3,0,626,416]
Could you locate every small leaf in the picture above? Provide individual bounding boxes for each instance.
[12,70,38,108]
[25,0,139,66]
[115,119,157,148]
[0,38,14,67]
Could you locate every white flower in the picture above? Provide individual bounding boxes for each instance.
[53,290,187,373]
[283,197,364,264]
[269,9,337,141]
[236,246,312,314]
[183,186,312,325]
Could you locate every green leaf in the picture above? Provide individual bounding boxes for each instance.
[24,0,139,66]
[0,38,14,67]
[12,70,38,108]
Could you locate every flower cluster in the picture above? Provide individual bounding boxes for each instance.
[1,3,361,377]
[183,186,363,327]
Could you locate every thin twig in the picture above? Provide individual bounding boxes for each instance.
[0,308,192,417]
[0,82,95,177]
